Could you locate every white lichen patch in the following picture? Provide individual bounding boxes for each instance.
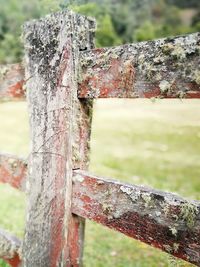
[169,226,177,237]
[173,243,179,253]
[141,192,152,208]
[159,80,172,93]
[161,202,170,217]
[120,186,132,195]
[171,45,186,60]
[164,243,179,254]
[163,244,172,253]
[120,186,140,202]
[180,202,198,228]
[194,70,200,85]
[162,43,174,55]
[102,203,113,213]
[0,65,9,80]
[73,174,84,183]
[0,232,21,259]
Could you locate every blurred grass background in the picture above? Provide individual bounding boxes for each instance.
[0,99,199,266]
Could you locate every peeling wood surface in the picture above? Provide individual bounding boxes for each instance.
[67,12,95,267]
[1,151,200,265]
[0,64,25,101]
[0,153,26,191]
[78,32,200,99]
[2,33,200,101]
[22,10,95,267]
[72,171,200,266]
[0,228,21,267]
[1,152,200,265]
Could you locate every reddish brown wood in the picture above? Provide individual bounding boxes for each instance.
[72,171,200,266]
[0,154,26,190]
[22,10,95,267]
[0,151,200,265]
[2,34,200,101]
[66,15,95,267]
[0,228,21,267]
[78,32,200,99]
[0,64,25,101]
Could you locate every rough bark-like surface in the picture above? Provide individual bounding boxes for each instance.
[67,13,95,267]
[1,151,200,265]
[78,32,200,98]
[0,228,21,267]
[23,10,95,267]
[0,64,25,101]
[72,171,200,266]
[0,153,27,191]
[68,99,94,266]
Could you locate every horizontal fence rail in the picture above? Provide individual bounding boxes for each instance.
[78,32,200,99]
[0,153,199,265]
[1,33,200,102]
[0,64,24,101]
[72,171,200,266]
[0,228,21,267]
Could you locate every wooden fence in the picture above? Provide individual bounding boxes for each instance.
[0,10,200,267]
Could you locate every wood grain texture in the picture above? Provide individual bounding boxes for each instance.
[72,171,200,266]
[78,32,200,99]
[0,150,200,265]
[0,153,27,191]
[0,64,25,101]
[0,228,21,267]
[2,32,200,100]
[22,10,95,267]
[67,13,95,267]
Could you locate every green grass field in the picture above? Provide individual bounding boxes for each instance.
[0,99,199,267]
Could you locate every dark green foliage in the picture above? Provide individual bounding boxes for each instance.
[0,0,199,63]
[0,0,42,63]
[166,0,200,8]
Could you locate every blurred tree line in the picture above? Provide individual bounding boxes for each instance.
[0,0,199,63]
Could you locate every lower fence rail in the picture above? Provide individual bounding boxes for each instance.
[0,228,21,267]
[0,154,199,266]
[0,153,27,191]
[72,171,200,266]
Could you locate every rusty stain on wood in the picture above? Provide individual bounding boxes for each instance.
[0,151,200,266]
[1,151,200,265]
[72,171,200,266]
[67,11,95,267]
[0,64,25,101]
[78,32,200,99]
[0,228,21,267]
[22,10,95,267]
[0,154,27,191]
[1,33,200,101]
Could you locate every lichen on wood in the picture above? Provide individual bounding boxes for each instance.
[78,32,200,99]
[22,10,95,267]
[0,64,25,101]
[72,170,200,266]
[0,153,27,191]
[0,228,21,267]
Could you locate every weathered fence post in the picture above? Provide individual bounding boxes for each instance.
[23,10,95,266]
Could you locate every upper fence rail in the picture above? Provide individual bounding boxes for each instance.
[1,32,200,101]
[0,64,24,101]
[79,32,200,98]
